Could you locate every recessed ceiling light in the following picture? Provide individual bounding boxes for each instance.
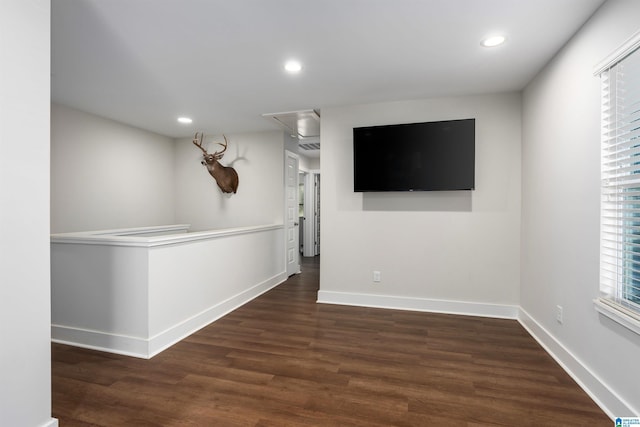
[177,117,192,124]
[284,60,302,73]
[481,35,506,48]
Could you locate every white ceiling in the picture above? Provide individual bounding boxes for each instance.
[51,0,605,140]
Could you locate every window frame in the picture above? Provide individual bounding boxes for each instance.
[595,29,640,336]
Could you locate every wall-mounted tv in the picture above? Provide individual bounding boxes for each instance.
[353,118,475,192]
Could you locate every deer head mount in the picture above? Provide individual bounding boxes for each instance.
[192,132,239,194]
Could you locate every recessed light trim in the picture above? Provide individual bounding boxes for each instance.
[177,117,193,124]
[284,60,302,73]
[481,35,506,48]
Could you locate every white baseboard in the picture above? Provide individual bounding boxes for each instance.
[39,418,59,427]
[51,280,634,418]
[51,325,149,358]
[52,272,287,359]
[518,308,636,419]
[147,272,287,358]
[317,291,635,418]
[317,290,519,319]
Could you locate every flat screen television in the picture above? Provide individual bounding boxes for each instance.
[353,118,475,192]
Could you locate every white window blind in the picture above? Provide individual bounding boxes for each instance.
[599,40,640,328]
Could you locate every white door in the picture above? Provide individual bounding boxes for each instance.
[302,171,320,257]
[314,172,320,255]
[285,150,300,276]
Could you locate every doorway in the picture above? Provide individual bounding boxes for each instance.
[299,170,320,258]
[285,150,300,276]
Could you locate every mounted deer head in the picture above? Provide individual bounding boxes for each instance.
[192,132,239,194]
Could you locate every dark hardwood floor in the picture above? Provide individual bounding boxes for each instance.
[52,256,611,426]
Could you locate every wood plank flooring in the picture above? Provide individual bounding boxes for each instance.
[52,256,611,426]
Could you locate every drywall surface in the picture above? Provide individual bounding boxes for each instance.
[320,93,522,316]
[0,1,58,426]
[51,104,176,233]
[521,0,640,416]
[174,130,284,231]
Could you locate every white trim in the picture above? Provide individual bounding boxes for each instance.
[595,27,640,340]
[91,224,191,236]
[53,272,287,358]
[316,291,636,417]
[317,290,519,319]
[147,272,286,358]
[52,325,152,359]
[593,29,640,75]
[38,419,59,427]
[594,298,640,337]
[51,223,283,247]
[518,308,637,419]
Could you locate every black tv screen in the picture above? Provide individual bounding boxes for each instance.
[353,119,475,192]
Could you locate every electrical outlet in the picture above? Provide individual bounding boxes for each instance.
[373,271,381,283]
[556,305,563,324]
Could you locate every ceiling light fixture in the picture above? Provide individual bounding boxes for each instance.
[177,117,193,124]
[284,60,302,73]
[481,35,506,48]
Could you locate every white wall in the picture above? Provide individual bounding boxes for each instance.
[0,1,57,426]
[51,104,176,233]
[319,93,522,317]
[51,225,285,358]
[174,130,284,231]
[299,153,320,172]
[51,106,286,233]
[521,0,640,416]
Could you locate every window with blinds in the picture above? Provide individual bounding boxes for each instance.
[598,34,640,330]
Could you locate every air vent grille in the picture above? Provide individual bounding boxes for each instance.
[300,142,320,151]
[262,109,320,138]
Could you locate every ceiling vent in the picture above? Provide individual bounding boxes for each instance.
[262,109,321,156]
[299,142,321,151]
[262,109,320,139]
[262,109,320,157]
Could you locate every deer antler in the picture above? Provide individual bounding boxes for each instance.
[192,132,208,155]
[192,132,239,193]
[212,135,229,159]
